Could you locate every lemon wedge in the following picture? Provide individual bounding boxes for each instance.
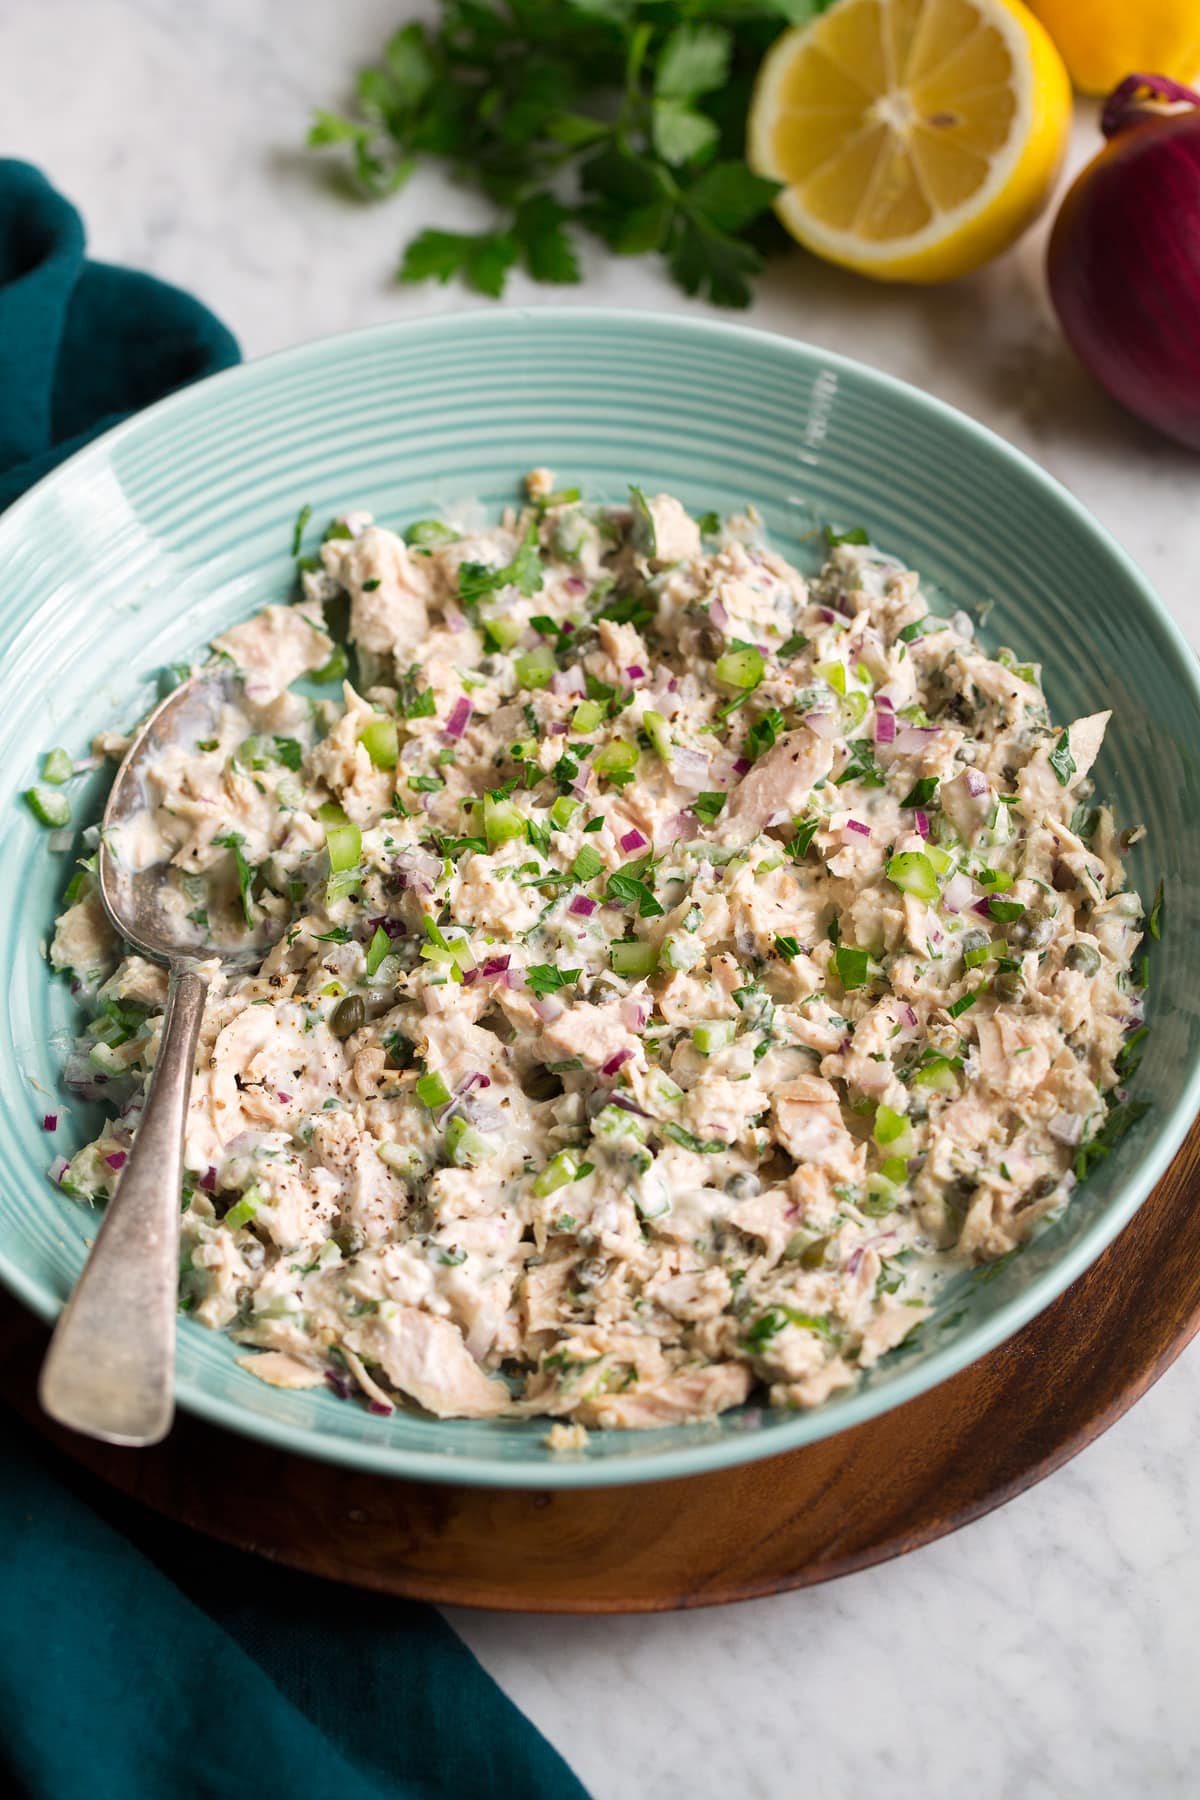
[747,0,1072,283]
[1027,1,1200,98]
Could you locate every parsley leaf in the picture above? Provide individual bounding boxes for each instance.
[213,831,256,929]
[692,791,726,827]
[1049,729,1076,786]
[526,965,581,997]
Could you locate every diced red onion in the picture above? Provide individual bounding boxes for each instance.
[972,898,993,918]
[366,915,406,940]
[105,1152,127,1171]
[601,1048,633,1076]
[669,747,711,792]
[805,709,841,740]
[621,997,649,1031]
[443,607,467,634]
[874,709,896,745]
[571,759,593,799]
[964,768,988,798]
[941,872,975,914]
[914,809,930,839]
[532,994,565,1023]
[569,894,597,917]
[895,726,939,754]
[49,1156,70,1185]
[549,720,568,735]
[444,696,472,739]
[455,1070,492,1098]
[732,756,751,777]
[1048,1112,1084,1147]
[844,819,871,838]
[276,1092,292,1104]
[368,1399,395,1416]
[845,1247,864,1276]
[478,955,511,978]
[819,607,837,624]
[47,829,72,852]
[551,665,585,696]
[627,665,646,681]
[667,678,678,694]
[199,1166,217,1192]
[564,576,587,596]
[620,828,648,852]
[326,1369,354,1401]
[710,598,729,628]
[41,1113,57,1131]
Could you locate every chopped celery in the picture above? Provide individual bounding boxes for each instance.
[571,700,605,734]
[318,801,361,872]
[359,716,399,769]
[41,747,74,785]
[532,1151,577,1197]
[405,518,459,547]
[693,1019,735,1055]
[873,1104,914,1158]
[416,1069,451,1111]
[815,659,847,696]
[886,851,939,902]
[714,647,764,691]
[610,939,658,978]
[592,738,639,778]
[643,710,672,760]
[551,795,580,830]
[513,645,556,689]
[26,786,70,827]
[592,1103,646,1142]
[445,1115,495,1166]
[924,844,955,878]
[224,1187,262,1230]
[484,793,526,846]
[482,615,522,651]
[913,1056,958,1093]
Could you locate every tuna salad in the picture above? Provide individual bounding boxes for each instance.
[48,473,1151,1430]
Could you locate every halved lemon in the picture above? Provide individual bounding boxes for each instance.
[747,0,1072,283]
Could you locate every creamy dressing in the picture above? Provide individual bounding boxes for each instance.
[48,475,1149,1429]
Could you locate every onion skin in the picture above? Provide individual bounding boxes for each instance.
[1048,76,1200,449]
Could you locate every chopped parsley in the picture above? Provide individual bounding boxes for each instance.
[1049,729,1076,786]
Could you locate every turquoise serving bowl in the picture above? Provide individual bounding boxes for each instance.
[2,309,1198,1488]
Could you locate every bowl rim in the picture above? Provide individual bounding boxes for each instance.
[4,303,1199,1488]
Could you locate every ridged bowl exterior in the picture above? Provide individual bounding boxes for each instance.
[1,309,1197,1487]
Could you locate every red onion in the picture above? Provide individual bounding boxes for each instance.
[627,664,646,680]
[710,598,729,628]
[669,746,711,792]
[49,1156,70,1185]
[443,607,467,634]
[914,809,930,839]
[105,1151,128,1171]
[805,708,841,740]
[326,1369,354,1401]
[479,955,511,978]
[41,1113,57,1131]
[444,695,472,739]
[1048,1111,1084,1147]
[366,915,406,939]
[564,576,587,596]
[844,818,871,837]
[551,665,585,696]
[549,720,568,735]
[532,994,565,1023]
[621,997,649,1031]
[894,725,938,754]
[569,893,598,917]
[199,1166,217,1192]
[1049,76,1200,449]
[874,708,895,746]
[732,756,751,777]
[601,1048,633,1076]
[620,828,647,852]
[964,768,988,798]
[276,1091,292,1104]
[941,871,975,914]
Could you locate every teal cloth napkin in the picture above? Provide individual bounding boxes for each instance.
[0,162,586,1800]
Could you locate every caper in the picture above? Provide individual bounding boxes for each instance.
[994,970,1024,1001]
[1010,907,1053,950]
[698,622,725,660]
[330,994,365,1038]
[577,1256,609,1288]
[725,1172,761,1199]
[1065,942,1101,977]
[959,928,990,959]
[798,1233,832,1270]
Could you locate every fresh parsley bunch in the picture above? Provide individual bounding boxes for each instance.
[308,0,827,307]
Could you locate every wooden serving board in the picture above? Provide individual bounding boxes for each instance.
[5,1116,1200,1613]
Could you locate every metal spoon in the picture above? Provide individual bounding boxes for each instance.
[40,667,278,1446]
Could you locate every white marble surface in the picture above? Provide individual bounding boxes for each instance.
[8,2,1200,1794]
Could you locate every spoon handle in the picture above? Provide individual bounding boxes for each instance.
[39,966,208,1446]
